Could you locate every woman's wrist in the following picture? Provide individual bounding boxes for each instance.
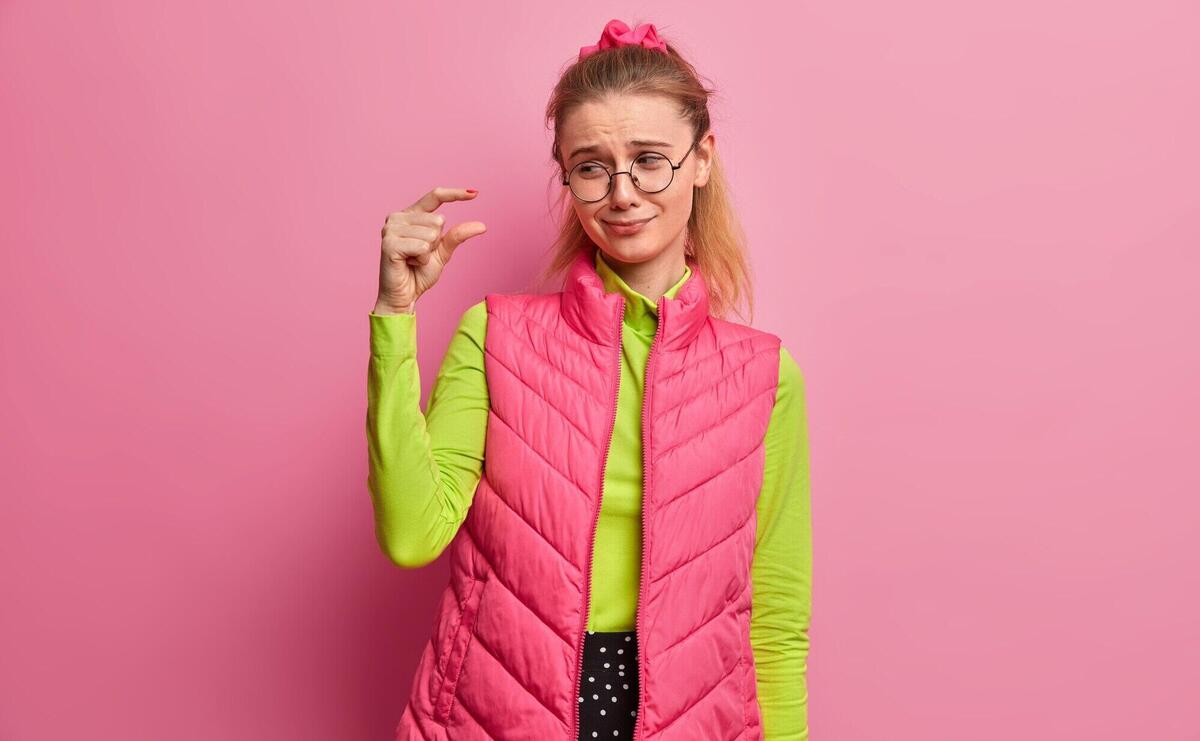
[373,301,415,315]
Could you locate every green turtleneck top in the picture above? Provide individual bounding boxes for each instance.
[366,250,811,739]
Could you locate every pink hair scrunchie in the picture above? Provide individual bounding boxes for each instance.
[578,19,669,60]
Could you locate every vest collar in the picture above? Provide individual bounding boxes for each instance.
[561,246,710,350]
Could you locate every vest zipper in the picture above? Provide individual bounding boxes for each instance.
[573,295,627,741]
[633,295,666,741]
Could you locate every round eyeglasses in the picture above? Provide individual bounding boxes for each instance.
[562,140,698,203]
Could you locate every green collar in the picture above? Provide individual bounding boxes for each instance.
[594,249,692,338]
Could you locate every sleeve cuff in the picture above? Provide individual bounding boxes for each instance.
[369,311,417,357]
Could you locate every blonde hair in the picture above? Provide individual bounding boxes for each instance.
[538,29,756,323]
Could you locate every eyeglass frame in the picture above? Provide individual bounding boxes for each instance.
[561,138,700,203]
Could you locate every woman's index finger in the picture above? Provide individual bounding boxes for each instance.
[407,187,479,214]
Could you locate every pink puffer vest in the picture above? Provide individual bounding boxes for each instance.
[395,247,782,740]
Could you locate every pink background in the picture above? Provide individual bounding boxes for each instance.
[2,1,1197,739]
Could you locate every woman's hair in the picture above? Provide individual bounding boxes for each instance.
[539,31,756,323]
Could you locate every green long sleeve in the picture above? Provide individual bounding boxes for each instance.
[750,347,812,740]
[366,256,811,737]
[365,302,489,568]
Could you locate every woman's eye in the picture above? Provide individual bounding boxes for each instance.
[635,154,667,168]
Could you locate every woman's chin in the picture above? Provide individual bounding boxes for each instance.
[599,243,653,265]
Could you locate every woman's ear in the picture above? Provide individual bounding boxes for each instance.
[693,131,715,188]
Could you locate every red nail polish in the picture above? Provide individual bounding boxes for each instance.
[465,188,477,194]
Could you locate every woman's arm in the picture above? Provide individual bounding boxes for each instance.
[750,345,813,740]
[365,300,489,568]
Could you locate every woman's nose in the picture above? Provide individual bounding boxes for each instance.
[609,170,641,207]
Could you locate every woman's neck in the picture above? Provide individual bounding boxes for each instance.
[596,248,688,306]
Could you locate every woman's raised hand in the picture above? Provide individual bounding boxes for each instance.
[374,187,487,315]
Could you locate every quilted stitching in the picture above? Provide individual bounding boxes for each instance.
[483,408,592,503]
[463,525,575,649]
[484,345,608,446]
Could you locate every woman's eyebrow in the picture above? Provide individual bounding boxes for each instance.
[567,139,675,161]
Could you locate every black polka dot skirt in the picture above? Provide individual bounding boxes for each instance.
[577,629,639,740]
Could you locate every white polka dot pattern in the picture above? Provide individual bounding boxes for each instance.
[577,630,638,739]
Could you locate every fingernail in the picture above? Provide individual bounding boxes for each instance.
[465,188,478,194]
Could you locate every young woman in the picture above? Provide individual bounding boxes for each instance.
[367,19,812,741]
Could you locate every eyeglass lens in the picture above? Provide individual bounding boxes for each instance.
[568,153,675,202]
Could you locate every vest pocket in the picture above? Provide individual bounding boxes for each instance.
[432,571,490,726]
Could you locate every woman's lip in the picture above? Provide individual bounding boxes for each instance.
[603,216,654,235]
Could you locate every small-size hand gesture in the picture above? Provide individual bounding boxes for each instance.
[374,187,487,314]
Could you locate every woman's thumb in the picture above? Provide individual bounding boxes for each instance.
[439,221,487,260]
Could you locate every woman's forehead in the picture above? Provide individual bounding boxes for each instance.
[561,95,689,151]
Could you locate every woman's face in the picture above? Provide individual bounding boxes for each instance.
[559,93,713,267]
